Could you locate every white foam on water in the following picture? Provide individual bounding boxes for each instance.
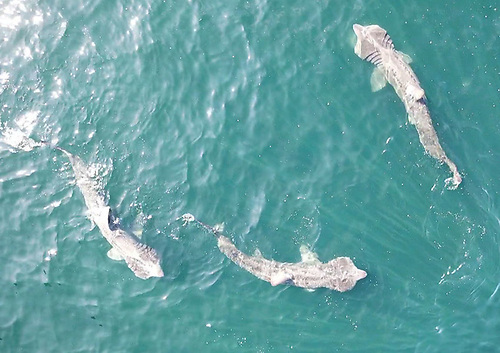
[44,248,57,262]
[50,76,63,99]
[0,0,23,31]
[0,167,36,182]
[0,71,8,94]
[0,126,42,152]
[0,110,41,152]
[14,110,39,135]
[0,0,48,64]
[43,199,62,211]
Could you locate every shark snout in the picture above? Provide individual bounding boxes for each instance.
[352,24,364,37]
[356,269,367,280]
[152,266,164,278]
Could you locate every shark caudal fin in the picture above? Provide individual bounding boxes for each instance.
[52,145,78,163]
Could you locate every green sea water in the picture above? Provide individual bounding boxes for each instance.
[0,0,499,352]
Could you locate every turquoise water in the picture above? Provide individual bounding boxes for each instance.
[0,0,499,351]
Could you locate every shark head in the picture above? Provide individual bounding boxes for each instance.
[352,23,365,39]
[103,220,164,280]
[353,24,394,62]
[141,258,164,279]
[329,257,367,292]
[124,254,164,279]
[139,245,165,278]
[124,243,164,279]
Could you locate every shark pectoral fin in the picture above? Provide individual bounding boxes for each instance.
[299,245,320,264]
[407,114,416,125]
[107,248,123,261]
[370,68,387,92]
[133,229,143,239]
[253,248,264,258]
[399,51,413,64]
[131,224,143,239]
[270,272,293,286]
[128,213,145,238]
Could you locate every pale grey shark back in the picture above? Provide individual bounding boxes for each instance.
[353,24,462,189]
[217,235,366,292]
[0,134,164,279]
[56,146,164,280]
[181,214,367,292]
[97,214,163,280]
[55,146,108,212]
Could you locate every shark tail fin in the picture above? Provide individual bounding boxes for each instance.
[179,213,224,239]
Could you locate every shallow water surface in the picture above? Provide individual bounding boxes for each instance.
[0,0,499,352]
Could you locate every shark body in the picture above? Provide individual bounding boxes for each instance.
[353,24,462,189]
[182,214,366,292]
[57,147,164,279]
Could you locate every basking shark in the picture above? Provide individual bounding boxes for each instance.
[0,129,163,279]
[55,146,164,280]
[353,24,462,189]
[180,214,367,292]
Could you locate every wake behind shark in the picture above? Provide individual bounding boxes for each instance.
[180,214,367,292]
[353,24,462,189]
[54,146,164,279]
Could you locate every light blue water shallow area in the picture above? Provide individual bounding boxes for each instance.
[0,0,499,351]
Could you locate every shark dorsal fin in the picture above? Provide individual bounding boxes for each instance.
[299,245,320,264]
[270,272,293,286]
[406,84,425,101]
